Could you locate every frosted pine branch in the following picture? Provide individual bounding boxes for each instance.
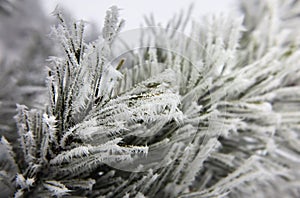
[0,1,300,198]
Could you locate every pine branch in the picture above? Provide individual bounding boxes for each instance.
[1,1,300,197]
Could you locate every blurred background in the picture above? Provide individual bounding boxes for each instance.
[40,0,236,30]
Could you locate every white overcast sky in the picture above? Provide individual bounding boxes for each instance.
[40,0,237,30]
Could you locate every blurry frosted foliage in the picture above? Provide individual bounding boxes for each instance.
[0,0,55,142]
[0,0,299,197]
